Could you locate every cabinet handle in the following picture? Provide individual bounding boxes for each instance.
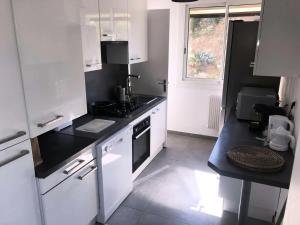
[63,159,85,175]
[78,166,97,180]
[0,150,29,168]
[250,62,255,68]
[0,131,26,145]
[37,115,64,128]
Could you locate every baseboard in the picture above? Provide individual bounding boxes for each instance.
[167,130,218,139]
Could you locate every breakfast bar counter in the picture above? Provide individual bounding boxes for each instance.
[208,110,294,224]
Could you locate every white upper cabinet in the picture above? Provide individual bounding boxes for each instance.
[81,0,102,72]
[99,0,128,41]
[0,0,29,150]
[128,0,148,64]
[254,0,300,77]
[12,0,87,138]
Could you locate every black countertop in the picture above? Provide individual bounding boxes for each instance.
[35,96,166,179]
[208,110,294,189]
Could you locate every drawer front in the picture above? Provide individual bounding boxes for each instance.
[38,147,95,194]
[41,160,98,225]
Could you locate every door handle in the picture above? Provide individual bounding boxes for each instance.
[134,127,151,140]
[157,80,168,92]
[0,131,26,145]
[250,62,255,68]
[78,166,97,180]
[0,150,29,168]
[63,159,85,175]
[37,115,64,128]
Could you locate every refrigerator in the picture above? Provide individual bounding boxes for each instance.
[222,21,281,122]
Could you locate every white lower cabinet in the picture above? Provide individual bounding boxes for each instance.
[40,160,98,225]
[0,140,42,225]
[150,101,167,157]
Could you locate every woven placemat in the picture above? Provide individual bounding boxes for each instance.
[227,146,285,173]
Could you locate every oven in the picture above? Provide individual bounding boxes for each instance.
[132,116,151,173]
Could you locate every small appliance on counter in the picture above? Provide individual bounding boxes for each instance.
[236,87,277,121]
[269,127,295,151]
[267,115,295,151]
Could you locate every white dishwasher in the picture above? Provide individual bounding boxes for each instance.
[97,126,133,224]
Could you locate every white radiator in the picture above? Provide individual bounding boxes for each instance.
[208,95,222,130]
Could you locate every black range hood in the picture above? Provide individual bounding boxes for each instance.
[101,41,129,65]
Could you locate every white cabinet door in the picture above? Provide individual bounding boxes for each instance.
[0,0,29,150]
[254,0,300,77]
[128,0,148,64]
[81,0,102,72]
[151,101,167,157]
[99,0,128,41]
[0,140,42,225]
[41,160,98,225]
[12,0,87,138]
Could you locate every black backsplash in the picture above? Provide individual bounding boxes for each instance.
[85,64,128,104]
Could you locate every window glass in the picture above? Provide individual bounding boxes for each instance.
[186,7,226,79]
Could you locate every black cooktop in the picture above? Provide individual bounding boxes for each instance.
[89,100,143,118]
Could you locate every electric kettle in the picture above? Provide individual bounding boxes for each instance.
[269,126,295,151]
[267,115,294,141]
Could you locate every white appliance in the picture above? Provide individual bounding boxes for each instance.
[267,115,294,141]
[269,127,295,151]
[97,126,133,224]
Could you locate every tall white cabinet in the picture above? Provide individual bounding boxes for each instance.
[81,0,102,72]
[0,0,29,150]
[0,2,42,225]
[12,0,87,138]
[254,0,300,77]
[128,0,148,64]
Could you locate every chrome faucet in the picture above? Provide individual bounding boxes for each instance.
[126,74,141,97]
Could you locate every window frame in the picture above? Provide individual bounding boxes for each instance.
[182,3,261,83]
[183,3,228,83]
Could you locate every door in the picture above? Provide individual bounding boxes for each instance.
[130,9,170,97]
[0,140,41,225]
[128,0,148,64]
[99,0,128,41]
[0,0,29,150]
[81,0,102,72]
[151,101,167,157]
[41,160,98,225]
[12,0,87,138]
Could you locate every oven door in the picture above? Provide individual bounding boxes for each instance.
[132,126,151,173]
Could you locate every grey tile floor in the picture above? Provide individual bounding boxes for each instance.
[103,133,271,225]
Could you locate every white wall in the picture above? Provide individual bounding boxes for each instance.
[281,76,300,225]
[148,0,261,137]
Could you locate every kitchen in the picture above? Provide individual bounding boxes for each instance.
[0,0,300,225]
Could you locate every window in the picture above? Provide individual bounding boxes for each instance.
[185,6,226,80]
[184,4,261,81]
